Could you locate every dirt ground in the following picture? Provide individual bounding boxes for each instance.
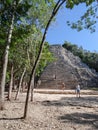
[0,89,98,130]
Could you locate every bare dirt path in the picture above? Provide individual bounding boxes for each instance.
[0,89,98,130]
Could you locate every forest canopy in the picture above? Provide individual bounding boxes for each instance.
[63,41,98,72]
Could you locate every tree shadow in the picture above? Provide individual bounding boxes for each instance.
[58,112,98,129]
[41,96,98,107]
[40,96,98,129]
[60,96,98,107]
[41,100,66,106]
[0,116,24,121]
[10,100,25,104]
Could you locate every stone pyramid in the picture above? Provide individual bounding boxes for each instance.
[37,45,98,89]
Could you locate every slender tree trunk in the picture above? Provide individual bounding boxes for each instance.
[15,68,26,100]
[23,70,35,118]
[30,73,35,102]
[30,41,36,102]
[0,12,15,110]
[23,0,66,119]
[13,77,16,90]
[8,65,14,100]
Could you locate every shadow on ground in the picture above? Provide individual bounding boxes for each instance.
[41,96,98,108]
[58,112,98,129]
[0,117,23,121]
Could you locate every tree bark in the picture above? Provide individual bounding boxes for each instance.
[15,68,26,100]
[8,65,14,100]
[30,73,35,102]
[23,0,66,119]
[0,11,15,110]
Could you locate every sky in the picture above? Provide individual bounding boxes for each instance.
[46,3,98,52]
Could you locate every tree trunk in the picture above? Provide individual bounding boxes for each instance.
[15,68,26,100]
[30,73,35,102]
[8,65,14,100]
[23,0,66,119]
[0,12,15,110]
[23,70,35,118]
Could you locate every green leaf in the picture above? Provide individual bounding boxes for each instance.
[6,0,13,4]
